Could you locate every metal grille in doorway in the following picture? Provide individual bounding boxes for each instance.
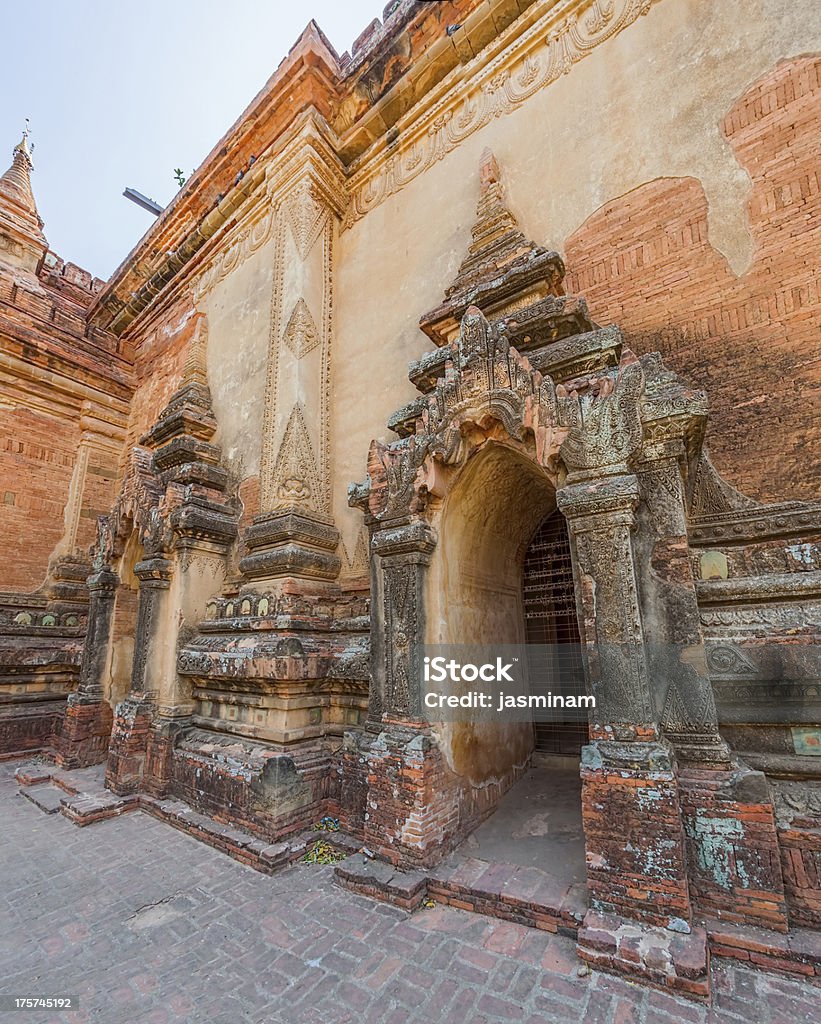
[522,511,588,756]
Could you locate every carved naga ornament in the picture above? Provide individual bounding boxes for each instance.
[556,353,645,481]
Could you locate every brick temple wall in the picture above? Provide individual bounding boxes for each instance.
[0,254,131,592]
[565,57,821,504]
[120,299,195,451]
[0,406,79,591]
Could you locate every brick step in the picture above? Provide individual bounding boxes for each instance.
[14,760,358,876]
[578,910,711,1001]
[704,916,821,978]
[19,783,65,814]
[335,852,587,936]
[428,855,587,936]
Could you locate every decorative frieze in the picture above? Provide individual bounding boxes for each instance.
[344,0,662,230]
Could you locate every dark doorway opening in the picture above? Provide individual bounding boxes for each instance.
[522,510,588,756]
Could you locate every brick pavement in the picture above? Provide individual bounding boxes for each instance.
[0,764,818,1024]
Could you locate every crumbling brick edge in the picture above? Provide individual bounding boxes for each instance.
[14,762,358,876]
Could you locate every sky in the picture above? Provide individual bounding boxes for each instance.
[1,1,384,280]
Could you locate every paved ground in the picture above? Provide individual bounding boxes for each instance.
[0,764,819,1024]
[462,765,585,881]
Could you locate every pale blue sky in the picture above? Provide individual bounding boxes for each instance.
[2,1,383,280]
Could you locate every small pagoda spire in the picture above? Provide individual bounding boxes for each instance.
[418,149,566,345]
[0,121,41,225]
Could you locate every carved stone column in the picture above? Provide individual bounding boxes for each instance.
[558,475,654,731]
[369,521,436,726]
[241,119,346,583]
[635,427,731,765]
[637,372,787,931]
[105,554,172,795]
[558,474,692,928]
[56,565,118,768]
[551,358,692,930]
[350,519,455,866]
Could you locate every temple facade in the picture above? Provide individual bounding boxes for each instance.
[2,0,820,999]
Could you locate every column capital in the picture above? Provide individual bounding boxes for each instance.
[86,566,120,594]
[134,557,173,587]
[372,521,437,561]
[557,473,639,529]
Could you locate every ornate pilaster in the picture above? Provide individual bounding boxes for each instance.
[369,522,437,727]
[131,554,173,693]
[635,417,731,766]
[242,118,347,583]
[556,359,692,929]
[557,474,655,733]
[74,566,119,704]
[56,564,119,768]
[105,538,173,795]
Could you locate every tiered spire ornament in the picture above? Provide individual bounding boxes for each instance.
[419,148,567,345]
[0,122,42,226]
[0,122,47,270]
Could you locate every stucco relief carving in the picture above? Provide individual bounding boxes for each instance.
[191,210,274,301]
[573,513,653,725]
[556,356,645,479]
[344,0,662,229]
[660,673,718,735]
[103,445,164,562]
[341,529,369,578]
[356,306,567,524]
[260,157,338,520]
[383,564,418,719]
[690,449,759,519]
[270,403,324,512]
[282,297,320,359]
[283,180,329,260]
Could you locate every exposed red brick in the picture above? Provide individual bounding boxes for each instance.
[565,57,821,503]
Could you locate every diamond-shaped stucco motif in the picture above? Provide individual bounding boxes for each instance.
[283,297,320,359]
[284,181,328,259]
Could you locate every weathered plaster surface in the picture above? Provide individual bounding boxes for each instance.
[332,0,821,561]
[201,236,276,478]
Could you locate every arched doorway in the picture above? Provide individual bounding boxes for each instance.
[421,442,586,881]
[522,510,587,758]
[426,442,556,800]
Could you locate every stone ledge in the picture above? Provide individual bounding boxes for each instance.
[703,916,821,978]
[19,783,65,814]
[335,852,428,910]
[577,909,710,1002]
[335,851,588,932]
